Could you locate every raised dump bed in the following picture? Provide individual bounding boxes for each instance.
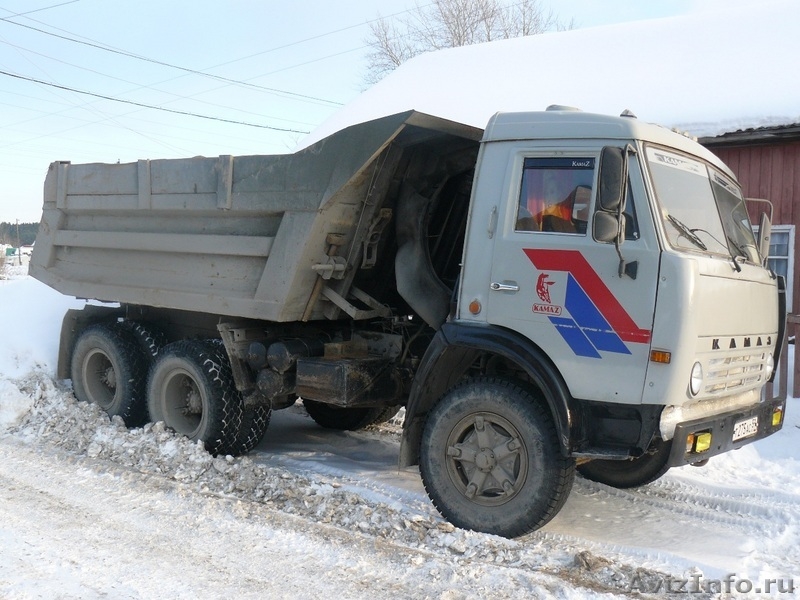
[30,111,482,324]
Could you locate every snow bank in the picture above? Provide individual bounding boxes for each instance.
[0,271,83,430]
[0,276,86,379]
[0,380,33,432]
[300,0,800,148]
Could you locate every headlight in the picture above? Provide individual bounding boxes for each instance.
[765,353,775,380]
[690,362,703,396]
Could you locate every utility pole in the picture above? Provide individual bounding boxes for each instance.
[15,219,21,266]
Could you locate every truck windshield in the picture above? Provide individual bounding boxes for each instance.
[646,146,760,263]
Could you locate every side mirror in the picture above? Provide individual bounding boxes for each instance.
[594,146,637,279]
[593,211,627,243]
[747,197,775,269]
[593,146,628,245]
[597,146,627,212]
[758,211,772,267]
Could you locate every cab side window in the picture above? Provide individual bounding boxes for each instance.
[515,157,595,234]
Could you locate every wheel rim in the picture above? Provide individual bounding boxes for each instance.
[445,411,528,506]
[82,348,117,410]
[159,367,205,437]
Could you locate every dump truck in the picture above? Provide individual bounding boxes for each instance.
[30,107,787,538]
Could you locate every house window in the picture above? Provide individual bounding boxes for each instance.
[766,225,794,311]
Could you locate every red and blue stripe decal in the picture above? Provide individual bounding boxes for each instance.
[524,249,651,358]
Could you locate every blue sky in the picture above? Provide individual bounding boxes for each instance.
[0,0,705,223]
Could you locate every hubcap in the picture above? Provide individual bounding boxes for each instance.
[161,368,204,437]
[445,412,528,506]
[83,349,117,410]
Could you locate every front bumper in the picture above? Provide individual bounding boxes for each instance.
[667,396,785,467]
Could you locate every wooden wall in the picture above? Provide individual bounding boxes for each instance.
[710,141,800,225]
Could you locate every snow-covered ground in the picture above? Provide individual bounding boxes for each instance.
[2,262,799,599]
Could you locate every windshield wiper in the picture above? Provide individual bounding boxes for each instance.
[667,214,707,251]
[726,235,749,260]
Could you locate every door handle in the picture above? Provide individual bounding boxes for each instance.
[490,281,520,292]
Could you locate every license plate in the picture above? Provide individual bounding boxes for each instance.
[732,416,759,441]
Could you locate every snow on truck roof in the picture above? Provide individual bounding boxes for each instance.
[299,0,800,150]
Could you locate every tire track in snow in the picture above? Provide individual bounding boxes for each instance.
[575,477,784,533]
[543,473,800,579]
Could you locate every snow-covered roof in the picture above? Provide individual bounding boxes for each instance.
[300,0,800,148]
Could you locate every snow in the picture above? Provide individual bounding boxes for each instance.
[299,0,800,149]
[2,260,800,597]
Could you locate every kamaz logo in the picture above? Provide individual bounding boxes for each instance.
[523,248,651,359]
[711,336,771,350]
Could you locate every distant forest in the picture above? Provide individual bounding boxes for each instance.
[0,222,37,246]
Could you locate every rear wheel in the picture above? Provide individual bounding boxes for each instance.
[303,401,400,431]
[147,340,245,456]
[577,439,672,488]
[232,404,272,454]
[201,341,271,455]
[419,377,574,538]
[70,323,149,426]
[119,320,167,361]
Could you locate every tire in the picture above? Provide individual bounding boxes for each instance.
[147,340,245,456]
[303,400,400,431]
[232,404,272,454]
[419,377,575,538]
[200,341,271,455]
[119,321,168,361]
[577,439,672,488]
[70,322,149,427]
[367,406,402,426]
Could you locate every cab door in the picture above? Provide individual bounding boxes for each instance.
[484,146,659,405]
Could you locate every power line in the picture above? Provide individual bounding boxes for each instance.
[0,3,437,108]
[0,2,452,146]
[0,69,310,133]
[0,38,319,126]
[0,13,343,106]
[1,0,80,18]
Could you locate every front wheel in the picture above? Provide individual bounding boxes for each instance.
[577,438,672,488]
[419,377,575,538]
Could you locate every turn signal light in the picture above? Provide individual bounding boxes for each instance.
[650,350,671,364]
[468,300,482,315]
[772,406,784,427]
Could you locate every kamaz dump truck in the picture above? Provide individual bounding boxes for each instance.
[30,108,787,538]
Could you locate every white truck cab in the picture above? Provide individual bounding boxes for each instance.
[403,109,785,535]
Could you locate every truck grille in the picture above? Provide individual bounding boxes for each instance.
[704,351,768,395]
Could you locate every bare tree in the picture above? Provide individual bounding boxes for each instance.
[364,0,573,84]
